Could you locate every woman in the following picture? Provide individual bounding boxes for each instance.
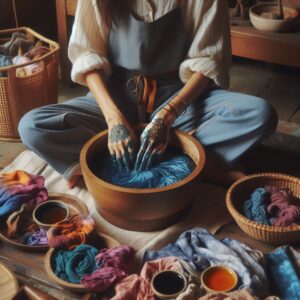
[19,0,277,188]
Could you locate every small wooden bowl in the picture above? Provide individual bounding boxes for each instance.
[151,270,187,299]
[201,265,238,293]
[250,4,299,32]
[0,193,89,252]
[44,233,120,293]
[33,200,70,230]
[80,124,206,231]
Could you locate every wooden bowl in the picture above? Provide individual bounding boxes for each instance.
[226,173,300,245]
[80,125,206,231]
[0,193,88,252]
[0,262,19,300]
[250,4,299,32]
[44,233,120,293]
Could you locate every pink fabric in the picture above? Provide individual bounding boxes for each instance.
[266,186,292,215]
[111,257,182,300]
[274,205,300,227]
[81,246,135,292]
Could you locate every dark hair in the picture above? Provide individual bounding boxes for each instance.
[97,0,126,27]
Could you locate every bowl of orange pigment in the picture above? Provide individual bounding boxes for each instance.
[80,125,206,232]
[201,265,238,293]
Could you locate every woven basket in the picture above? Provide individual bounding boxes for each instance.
[0,27,59,140]
[226,172,300,245]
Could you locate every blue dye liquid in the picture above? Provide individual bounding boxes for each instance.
[91,148,195,189]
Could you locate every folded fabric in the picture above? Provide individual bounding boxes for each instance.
[94,153,195,188]
[25,228,48,246]
[143,228,269,298]
[81,246,135,292]
[243,188,271,225]
[111,257,202,300]
[0,170,48,218]
[0,54,13,77]
[47,214,96,250]
[266,246,300,300]
[0,32,34,56]
[6,203,39,243]
[54,244,98,284]
[13,55,42,77]
[25,45,49,60]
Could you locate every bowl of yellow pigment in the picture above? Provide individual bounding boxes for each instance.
[80,125,205,231]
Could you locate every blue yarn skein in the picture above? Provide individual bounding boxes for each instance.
[243,187,271,225]
[93,152,195,189]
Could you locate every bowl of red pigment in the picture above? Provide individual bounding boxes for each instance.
[80,125,206,232]
[33,200,70,230]
[201,265,238,293]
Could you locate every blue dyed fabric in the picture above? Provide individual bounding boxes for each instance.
[54,244,98,284]
[143,228,269,298]
[243,187,271,225]
[0,55,12,77]
[95,154,195,189]
[266,246,300,300]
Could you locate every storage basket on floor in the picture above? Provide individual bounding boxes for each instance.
[226,173,300,245]
[0,27,59,140]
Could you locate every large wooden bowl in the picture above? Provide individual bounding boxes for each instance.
[80,126,205,231]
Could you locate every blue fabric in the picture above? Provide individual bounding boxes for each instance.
[243,187,271,225]
[94,153,195,188]
[266,246,300,300]
[143,227,269,298]
[0,55,12,77]
[54,244,98,284]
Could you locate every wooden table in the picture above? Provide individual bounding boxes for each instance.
[0,221,278,299]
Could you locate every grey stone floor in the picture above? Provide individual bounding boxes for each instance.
[0,58,300,171]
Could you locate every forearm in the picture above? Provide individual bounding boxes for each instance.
[157,72,212,126]
[85,70,122,124]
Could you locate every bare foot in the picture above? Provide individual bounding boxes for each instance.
[67,175,82,189]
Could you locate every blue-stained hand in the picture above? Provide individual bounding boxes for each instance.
[134,118,170,171]
[108,122,137,171]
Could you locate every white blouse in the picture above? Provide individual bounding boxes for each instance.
[68,0,231,89]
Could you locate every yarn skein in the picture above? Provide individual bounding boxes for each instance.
[94,152,195,189]
[47,214,96,250]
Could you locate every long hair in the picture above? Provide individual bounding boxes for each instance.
[97,0,126,27]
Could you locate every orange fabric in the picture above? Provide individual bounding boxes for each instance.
[0,170,32,186]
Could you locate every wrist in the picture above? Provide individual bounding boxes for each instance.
[155,107,176,127]
[106,110,124,126]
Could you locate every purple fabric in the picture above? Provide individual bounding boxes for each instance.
[26,229,48,246]
[266,186,292,216]
[0,171,48,218]
[274,205,300,227]
[81,246,135,292]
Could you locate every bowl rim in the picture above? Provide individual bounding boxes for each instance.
[250,3,299,21]
[200,265,238,293]
[32,200,70,228]
[150,270,188,298]
[226,172,300,233]
[80,126,206,194]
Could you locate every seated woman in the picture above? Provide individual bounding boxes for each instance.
[18,0,277,188]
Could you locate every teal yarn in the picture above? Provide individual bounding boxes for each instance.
[93,152,195,189]
[54,244,98,284]
[243,187,271,225]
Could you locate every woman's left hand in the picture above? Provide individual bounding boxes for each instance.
[134,117,171,171]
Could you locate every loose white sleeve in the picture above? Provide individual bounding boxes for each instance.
[180,0,231,89]
[68,0,111,85]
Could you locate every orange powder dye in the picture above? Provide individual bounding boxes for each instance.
[204,268,236,291]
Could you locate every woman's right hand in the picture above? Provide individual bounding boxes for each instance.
[107,114,137,171]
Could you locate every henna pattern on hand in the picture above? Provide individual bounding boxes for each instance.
[109,124,129,143]
[142,118,168,147]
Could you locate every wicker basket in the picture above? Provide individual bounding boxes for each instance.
[226,173,300,245]
[0,27,59,140]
